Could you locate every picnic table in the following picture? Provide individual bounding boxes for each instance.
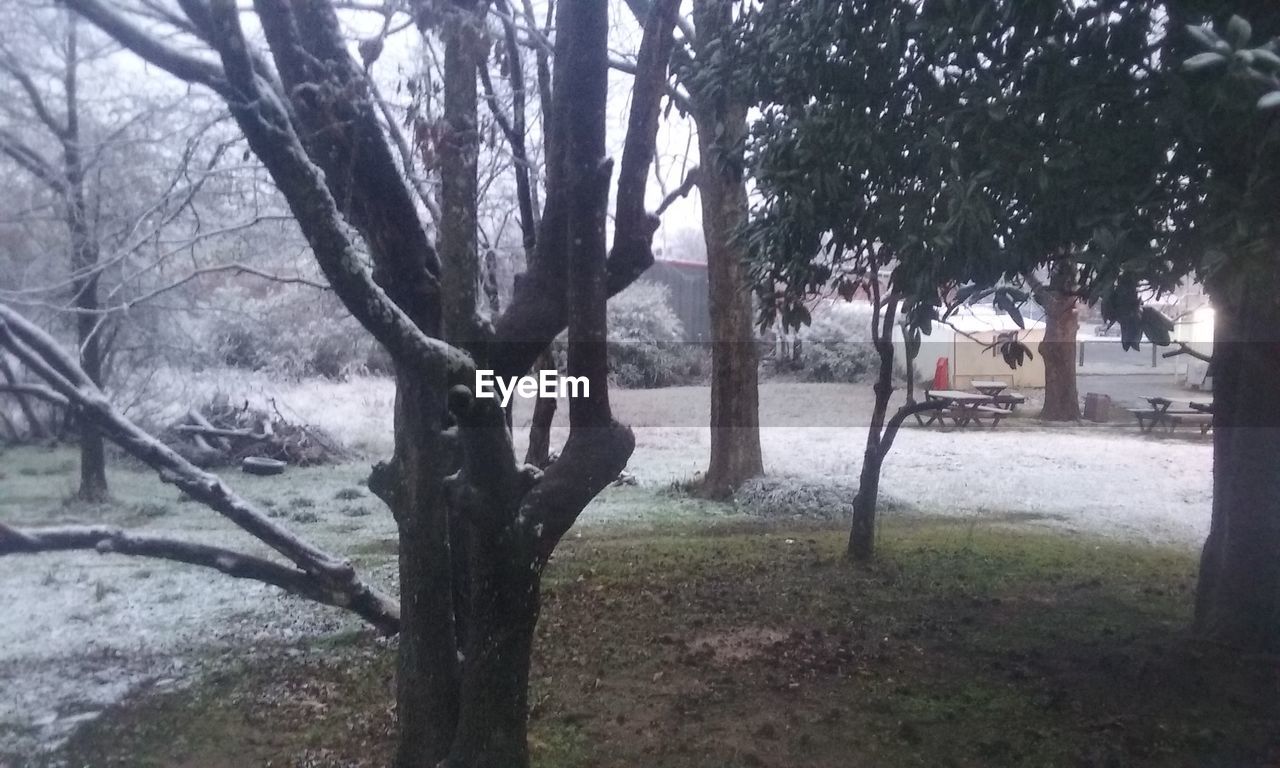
[970,380,1008,396]
[966,380,1026,410]
[1129,396,1213,434]
[918,390,1009,429]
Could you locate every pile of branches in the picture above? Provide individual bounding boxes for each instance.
[160,395,348,469]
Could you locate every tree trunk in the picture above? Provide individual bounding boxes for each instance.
[444,532,541,768]
[524,351,558,468]
[63,21,108,503]
[848,339,894,561]
[1194,263,1280,653]
[67,155,108,503]
[691,75,763,498]
[1037,263,1081,421]
[372,370,463,768]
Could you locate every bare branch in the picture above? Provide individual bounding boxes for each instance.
[195,0,469,378]
[0,303,400,634]
[607,54,693,114]
[655,166,700,216]
[61,0,230,95]
[0,523,391,623]
[0,383,69,407]
[0,52,68,137]
[0,128,64,194]
[607,0,681,294]
[1162,341,1214,364]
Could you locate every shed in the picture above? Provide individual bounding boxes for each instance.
[641,259,710,342]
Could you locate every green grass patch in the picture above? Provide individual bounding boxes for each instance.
[53,518,1279,768]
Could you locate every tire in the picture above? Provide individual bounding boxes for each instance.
[241,456,287,476]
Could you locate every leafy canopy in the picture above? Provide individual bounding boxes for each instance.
[737,0,1218,350]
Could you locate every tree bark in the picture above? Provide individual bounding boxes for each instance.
[1036,263,1081,422]
[524,356,558,467]
[62,19,108,502]
[371,371,462,768]
[444,530,541,768]
[689,4,763,497]
[1194,262,1280,653]
[848,334,894,562]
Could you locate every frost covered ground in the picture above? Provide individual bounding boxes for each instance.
[0,377,1212,761]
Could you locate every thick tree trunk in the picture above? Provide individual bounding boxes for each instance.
[373,371,462,768]
[689,0,763,500]
[1037,264,1081,422]
[1194,264,1280,653]
[848,340,894,561]
[692,102,763,499]
[445,532,541,768]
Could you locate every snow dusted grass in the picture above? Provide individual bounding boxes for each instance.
[0,377,1213,759]
[117,370,1213,550]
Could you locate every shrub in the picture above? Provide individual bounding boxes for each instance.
[604,281,707,388]
[215,324,268,371]
[775,305,877,383]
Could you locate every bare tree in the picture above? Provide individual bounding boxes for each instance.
[7,1,680,766]
[0,11,112,499]
[0,303,400,632]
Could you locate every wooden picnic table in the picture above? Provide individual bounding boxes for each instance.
[1130,396,1212,434]
[919,390,1008,429]
[970,380,1009,396]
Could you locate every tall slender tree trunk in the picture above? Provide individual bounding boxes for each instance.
[848,338,894,561]
[1194,261,1280,653]
[1037,263,1081,421]
[690,59,763,497]
[62,23,108,502]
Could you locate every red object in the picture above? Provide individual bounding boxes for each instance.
[932,357,950,390]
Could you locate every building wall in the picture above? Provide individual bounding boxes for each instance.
[641,259,711,342]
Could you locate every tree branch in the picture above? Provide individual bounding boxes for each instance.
[0,523,397,631]
[0,128,64,194]
[0,53,69,138]
[60,0,230,96]
[1162,341,1214,364]
[655,166,700,216]
[0,384,69,407]
[0,303,401,634]
[489,0,679,380]
[880,400,949,457]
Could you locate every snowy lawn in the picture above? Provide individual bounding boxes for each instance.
[0,378,1212,759]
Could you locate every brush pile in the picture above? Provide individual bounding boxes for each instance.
[159,394,348,469]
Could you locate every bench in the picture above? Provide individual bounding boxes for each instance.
[943,404,1008,429]
[989,392,1026,411]
[1130,408,1209,434]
